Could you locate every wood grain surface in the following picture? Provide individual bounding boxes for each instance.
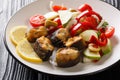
[0,0,120,80]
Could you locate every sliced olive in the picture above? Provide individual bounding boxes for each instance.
[88,43,100,52]
[45,20,58,27]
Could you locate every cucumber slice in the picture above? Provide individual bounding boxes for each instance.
[83,57,93,63]
[83,56,99,63]
[84,48,101,60]
[58,10,72,27]
[80,30,98,42]
[101,39,112,55]
[44,12,58,20]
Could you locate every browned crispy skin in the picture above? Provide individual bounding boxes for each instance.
[33,36,54,61]
[56,47,80,67]
[50,28,69,47]
[65,36,86,50]
[26,26,48,43]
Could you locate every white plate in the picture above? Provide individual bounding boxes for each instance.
[4,0,120,76]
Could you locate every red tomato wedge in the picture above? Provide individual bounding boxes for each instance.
[80,16,98,28]
[105,26,115,38]
[84,16,98,26]
[70,22,95,37]
[90,33,107,47]
[78,4,92,12]
[76,10,102,23]
[29,14,45,27]
[52,5,67,12]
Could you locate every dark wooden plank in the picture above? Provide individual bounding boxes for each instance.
[0,0,39,80]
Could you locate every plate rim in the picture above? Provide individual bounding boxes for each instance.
[3,38,120,76]
[3,0,120,76]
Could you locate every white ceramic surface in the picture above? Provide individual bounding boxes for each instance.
[5,0,120,76]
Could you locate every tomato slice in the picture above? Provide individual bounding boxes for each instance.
[52,5,67,12]
[78,4,92,12]
[105,26,115,38]
[80,16,98,28]
[29,14,45,27]
[90,33,107,47]
[70,22,94,37]
[70,23,84,37]
[76,10,102,23]
[98,33,108,46]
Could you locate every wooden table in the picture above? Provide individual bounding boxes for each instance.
[0,0,120,80]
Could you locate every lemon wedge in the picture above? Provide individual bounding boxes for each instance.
[10,26,27,45]
[16,38,42,63]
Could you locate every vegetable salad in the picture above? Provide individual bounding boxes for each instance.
[15,2,115,67]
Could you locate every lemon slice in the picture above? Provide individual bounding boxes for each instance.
[16,38,42,63]
[10,26,27,45]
